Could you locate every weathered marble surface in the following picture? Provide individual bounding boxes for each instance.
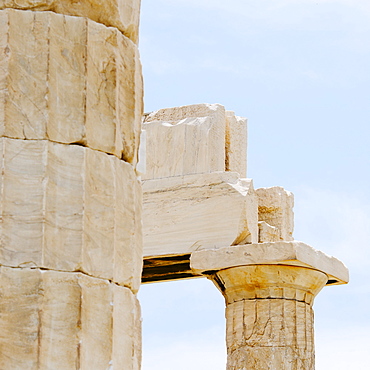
[0,2,143,369]
[143,103,247,179]
[225,290,317,369]
[0,267,141,370]
[192,243,348,369]
[0,0,141,43]
[143,104,226,179]
[0,138,142,291]
[258,220,280,242]
[225,110,247,177]
[0,9,143,164]
[208,264,329,370]
[256,186,294,241]
[143,172,258,257]
[190,241,349,285]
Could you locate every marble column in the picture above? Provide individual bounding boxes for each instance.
[191,241,349,370]
[0,1,143,368]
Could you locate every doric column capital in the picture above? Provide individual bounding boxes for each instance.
[211,264,328,306]
[190,241,349,286]
[190,242,348,370]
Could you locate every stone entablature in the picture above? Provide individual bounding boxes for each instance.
[141,104,299,277]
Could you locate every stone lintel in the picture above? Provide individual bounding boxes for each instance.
[190,241,349,286]
[142,172,258,258]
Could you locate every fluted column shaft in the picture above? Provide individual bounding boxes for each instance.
[211,265,328,370]
[0,1,143,368]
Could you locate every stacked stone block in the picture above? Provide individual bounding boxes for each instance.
[142,103,257,258]
[0,2,143,369]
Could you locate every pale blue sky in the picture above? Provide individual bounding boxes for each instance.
[138,1,370,369]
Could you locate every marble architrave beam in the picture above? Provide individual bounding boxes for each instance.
[142,172,258,259]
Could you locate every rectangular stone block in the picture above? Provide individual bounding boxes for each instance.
[114,157,143,291]
[82,148,143,292]
[117,34,143,163]
[0,267,142,369]
[4,10,48,139]
[0,9,143,164]
[0,138,142,290]
[79,274,113,368]
[0,11,7,136]
[143,172,258,257]
[83,149,116,277]
[43,143,85,271]
[143,103,226,179]
[1,139,47,267]
[0,267,42,369]
[85,20,118,155]
[47,14,87,143]
[225,111,247,177]
[112,284,142,370]
[256,186,294,240]
[143,119,186,179]
[0,0,141,43]
[39,271,81,369]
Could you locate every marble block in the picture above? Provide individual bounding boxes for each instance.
[143,172,258,257]
[0,9,143,164]
[143,104,226,179]
[256,186,294,241]
[0,0,141,43]
[0,138,142,291]
[142,103,248,179]
[0,267,142,370]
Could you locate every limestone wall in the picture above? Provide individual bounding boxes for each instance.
[0,2,143,369]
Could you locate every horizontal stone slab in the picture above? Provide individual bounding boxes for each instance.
[0,0,141,43]
[190,241,349,285]
[0,138,142,291]
[0,267,141,369]
[0,9,142,164]
[143,172,258,257]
